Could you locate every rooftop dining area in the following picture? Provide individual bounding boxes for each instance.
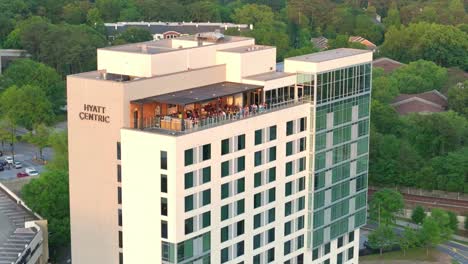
[129,81,314,134]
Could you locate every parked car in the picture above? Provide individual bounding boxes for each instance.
[17,172,29,178]
[4,156,13,164]
[0,164,4,171]
[13,161,22,169]
[25,167,39,176]
[0,160,6,167]
[0,150,3,156]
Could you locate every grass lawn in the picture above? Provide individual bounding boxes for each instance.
[441,67,468,94]
[360,248,439,262]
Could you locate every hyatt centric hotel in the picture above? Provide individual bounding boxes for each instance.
[68,32,371,264]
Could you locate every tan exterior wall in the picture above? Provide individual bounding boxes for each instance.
[98,50,152,77]
[67,76,126,264]
[240,48,276,77]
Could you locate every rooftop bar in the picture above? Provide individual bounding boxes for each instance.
[130,81,314,134]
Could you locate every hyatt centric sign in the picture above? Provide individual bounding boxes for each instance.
[79,104,110,123]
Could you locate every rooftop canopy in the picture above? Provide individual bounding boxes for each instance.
[132,82,262,105]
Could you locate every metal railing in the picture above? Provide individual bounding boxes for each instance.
[139,96,313,134]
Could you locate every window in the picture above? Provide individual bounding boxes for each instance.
[221,161,230,177]
[202,167,211,183]
[285,201,292,216]
[298,157,306,172]
[357,137,368,155]
[286,121,294,135]
[253,234,261,249]
[237,156,245,172]
[268,208,275,223]
[184,149,193,166]
[284,221,291,235]
[254,193,262,208]
[286,141,293,156]
[338,236,344,248]
[312,248,319,260]
[119,252,123,264]
[299,117,306,132]
[269,147,276,162]
[161,198,168,216]
[221,247,229,263]
[119,231,123,248]
[117,187,122,204]
[285,161,293,176]
[237,220,245,235]
[337,252,343,264]
[237,199,245,214]
[237,178,245,193]
[285,181,292,196]
[161,221,167,238]
[221,205,229,221]
[254,214,261,229]
[349,231,355,242]
[237,134,245,150]
[254,172,262,187]
[117,165,121,182]
[269,167,276,182]
[117,142,121,160]
[184,218,193,234]
[315,172,325,190]
[237,241,245,257]
[267,248,275,262]
[268,188,276,202]
[221,227,229,242]
[284,241,291,255]
[161,151,167,169]
[184,172,194,189]
[118,209,122,226]
[269,125,277,140]
[348,247,354,260]
[161,174,167,193]
[254,151,262,166]
[268,228,275,243]
[316,133,326,151]
[202,144,211,161]
[324,242,330,254]
[202,212,210,228]
[299,137,306,152]
[185,195,193,212]
[221,139,230,155]
[202,190,211,206]
[221,183,230,199]
[255,129,263,145]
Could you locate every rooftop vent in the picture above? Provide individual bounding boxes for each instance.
[196,32,225,42]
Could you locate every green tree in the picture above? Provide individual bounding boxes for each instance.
[447,211,458,233]
[465,215,468,230]
[411,206,426,224]
[402,111,468,158]
[62,1,91,25]
[96,0,122,22]
[21,131,68,256]
[427,147,468,193]
[0,59,65,110]
[113,27,153,45]
[448,81,468,119]
[400,227,420,256]
[369,188,405,225]
[383,5,401,29]
[23,123,52,161]
[0,85,55,130]
[371,72,399,103]
[353,14,384,44]
[391,60,448,93]
[187,1,221,22]
[232,4,274,26]
[368,225,397,255]
[419,217,444,256]
[381,23,468,70]
[133,0,185,21]
[370,100,402,134]
[431,208,454,240]
[21,168,69,250]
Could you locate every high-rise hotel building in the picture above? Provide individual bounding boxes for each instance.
[68,34,372,264]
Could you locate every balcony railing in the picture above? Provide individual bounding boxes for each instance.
[139,96,313,135]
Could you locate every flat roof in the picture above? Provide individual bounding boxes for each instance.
[132,82,262,105]
[244,71,296,82]
[219,45,274,54]
[101,35,252,54]
[286,48,371,63]
[0,187,39,263]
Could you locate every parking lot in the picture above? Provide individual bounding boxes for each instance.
[0,142,53,181]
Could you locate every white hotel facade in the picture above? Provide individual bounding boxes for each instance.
[67,33,372,264]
